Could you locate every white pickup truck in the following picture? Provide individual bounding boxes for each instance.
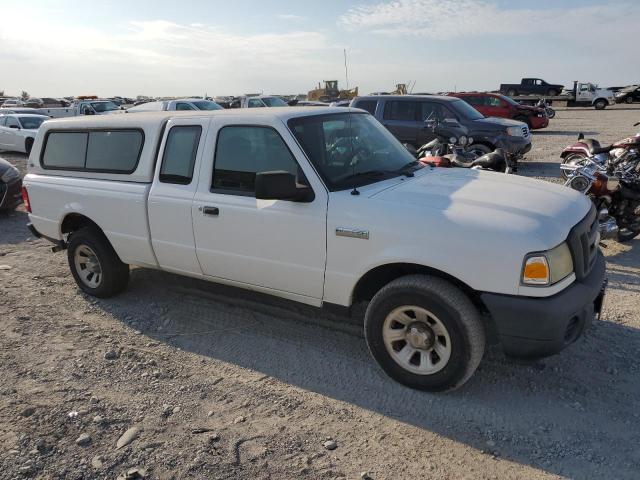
[23,108,606,391]
[39,100,124,118]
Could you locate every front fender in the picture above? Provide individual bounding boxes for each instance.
[560,143,590,159]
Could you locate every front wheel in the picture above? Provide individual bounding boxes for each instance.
[467,143,491,158]
[67,227,129,298]
[560,153,587,179]
[364,275,485,392]
[625,96,633,104]
[617,228,640,243]
[594,99,607,110]
[546,107,556,119]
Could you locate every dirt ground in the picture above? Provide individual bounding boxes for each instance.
[1,105,639,480]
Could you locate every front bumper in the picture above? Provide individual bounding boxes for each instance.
[481,251,606,358]
[0,179,23,210]
[495,134,532,156]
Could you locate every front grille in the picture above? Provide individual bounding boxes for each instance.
[522,125,529,137]
[566,205,599,281]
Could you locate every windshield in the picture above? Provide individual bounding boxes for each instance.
[262,97,288,107]
[450,98,484,120]
[91,101,119,112]
[18,116,46,129]
[499,94,520,106]
[288,112,420,191]
[192,100,223,110]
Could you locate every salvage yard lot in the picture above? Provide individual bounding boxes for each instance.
[1,106,639,479]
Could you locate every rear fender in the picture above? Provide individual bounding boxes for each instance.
[560,143,590,159]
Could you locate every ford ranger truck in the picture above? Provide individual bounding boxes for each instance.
[23,108,607,392]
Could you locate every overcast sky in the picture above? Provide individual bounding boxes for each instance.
[0,0,638,98]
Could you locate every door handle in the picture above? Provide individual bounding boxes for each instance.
[202,206,219,216]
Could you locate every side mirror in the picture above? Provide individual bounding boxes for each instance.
[255,171,314,202]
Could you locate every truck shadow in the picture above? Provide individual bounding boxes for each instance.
[95,266,640,480]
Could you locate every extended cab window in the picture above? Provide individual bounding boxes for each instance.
[383,101,418,121]
[212,126,302,195]
[159,126,202,184]
[42,130,143,172]
[248,99,265,108]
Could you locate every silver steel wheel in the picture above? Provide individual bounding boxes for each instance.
[382,306,452,375]
[74,245,103,289]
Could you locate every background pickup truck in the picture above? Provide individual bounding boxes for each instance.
[500,78,565,97]
[23,108,605,392]
[126,98,223,113]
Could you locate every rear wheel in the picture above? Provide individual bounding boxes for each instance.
[67,227,129,298]
[364,275,485,392]
[560,153,587,179]
[625,96,633,104]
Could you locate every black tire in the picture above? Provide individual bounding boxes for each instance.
[67,227,129,298]
[467,143,491,158]
[546,108,556,119]
[594,99,607,110]
[507,89,517,97]
[514,116,531,128]
[617,228,640,243]
[25,138,34,156]
[547,89,558,97]
[625,96,633,104]
[364,275,485,392]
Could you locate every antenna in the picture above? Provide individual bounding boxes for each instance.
[344,49,359,196]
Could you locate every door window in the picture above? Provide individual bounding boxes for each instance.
[247,98,265,108]
[159,126,202,184]
[354,100,377,115]
[485,97,502,107]
[176,103,196,111]
[462,96,482,106]
[5,117,20,128]
[212,126,304,195]
[383,101,418,121]
[419,102,456,122]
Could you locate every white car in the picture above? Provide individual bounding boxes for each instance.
[0,114,49,154]
[1,98,24,108]
[126,98,223,113]
[23,108,606,391]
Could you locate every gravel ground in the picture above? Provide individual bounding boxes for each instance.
[1,105,639,480]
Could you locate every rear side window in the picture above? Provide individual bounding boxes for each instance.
[159,126,202,184]
[176,103,195,111]
[42,130,143,172]
[212,126,301,195]
[383,101,418,121]
[354,100,377,115]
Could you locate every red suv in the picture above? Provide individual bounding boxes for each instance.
[448,92,549,130]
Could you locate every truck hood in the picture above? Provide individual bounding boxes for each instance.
[368,168,591,247]
[471,116,525,130]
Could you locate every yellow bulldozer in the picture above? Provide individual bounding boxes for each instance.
[307,80,359,102]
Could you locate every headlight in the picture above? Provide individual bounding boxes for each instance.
[522,242,573,286]
[449,137,457,144]
[458,135,467,146]
[467,137,473,144]
[506,126,524,137]
[1,166,20,183]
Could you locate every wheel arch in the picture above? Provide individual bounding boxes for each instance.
[352,262,488,313]
[60,213,105,239]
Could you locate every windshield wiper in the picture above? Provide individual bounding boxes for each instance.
[396,160,420,177]
[336,169,395,185]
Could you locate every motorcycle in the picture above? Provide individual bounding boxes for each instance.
[560,121,640,179]
[405,119,513,173]
[536,98,555,119]
[565,156,640,242]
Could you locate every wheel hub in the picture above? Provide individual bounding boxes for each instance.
[405,322,435,350]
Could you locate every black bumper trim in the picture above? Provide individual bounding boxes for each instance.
[481,252,606,358]
[27,223,67,251]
